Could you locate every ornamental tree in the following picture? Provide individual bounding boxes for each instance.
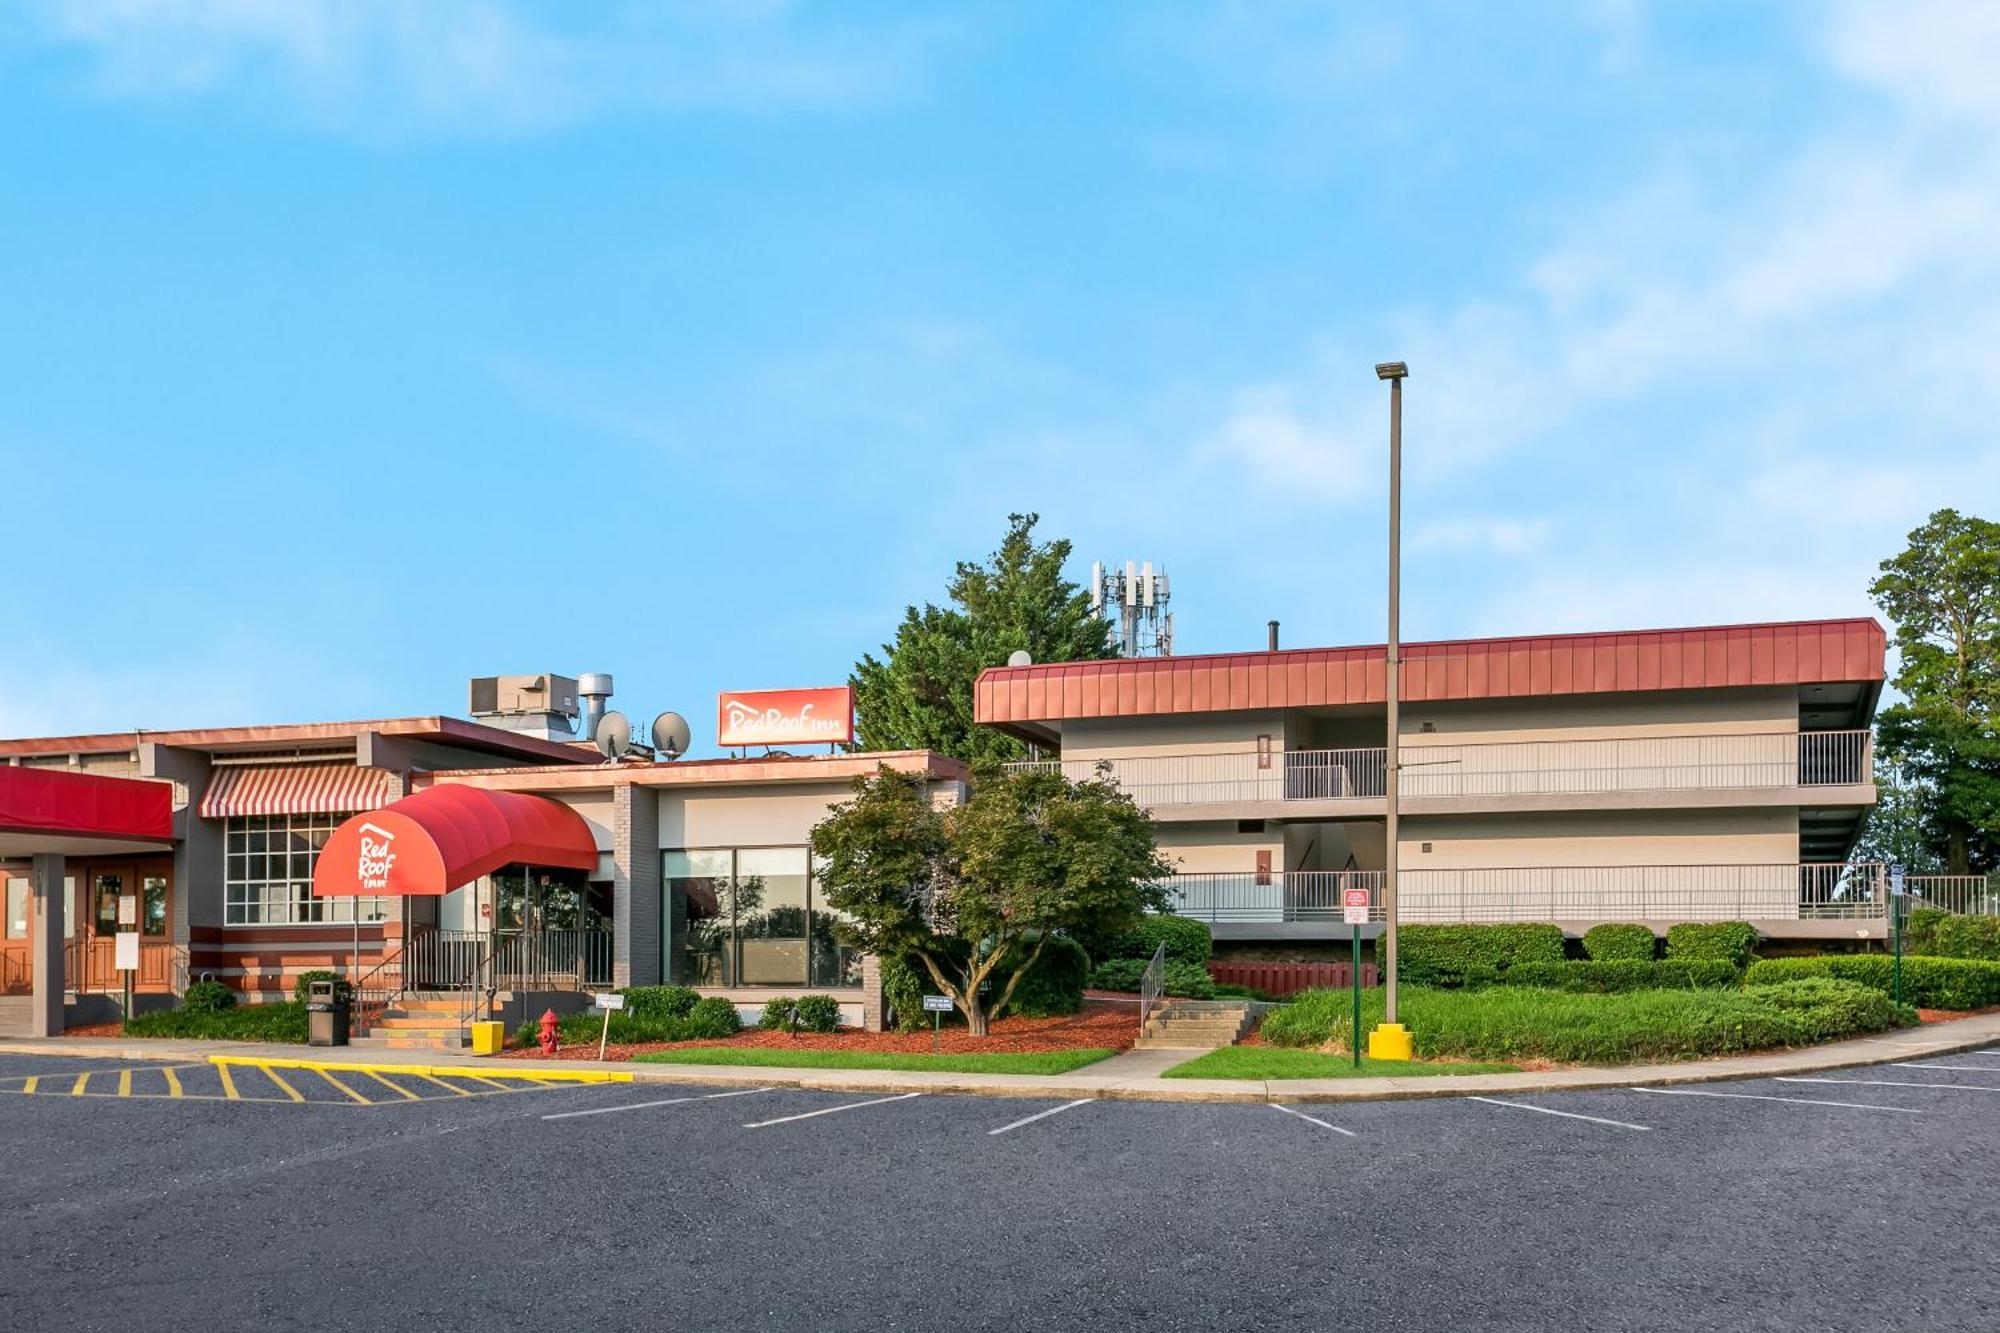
[810,764,1171,1036]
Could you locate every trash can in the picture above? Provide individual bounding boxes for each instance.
[307,978,350,1047]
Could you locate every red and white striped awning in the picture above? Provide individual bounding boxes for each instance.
[198,765,395,820]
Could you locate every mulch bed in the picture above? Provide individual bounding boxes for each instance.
[502,996,1140,1063]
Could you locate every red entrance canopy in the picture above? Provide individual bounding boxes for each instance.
[312,785,597,898]
[0,766,173,855]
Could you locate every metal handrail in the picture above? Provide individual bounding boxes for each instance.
[1137,941,1167,1037]
[345,936,408,1037]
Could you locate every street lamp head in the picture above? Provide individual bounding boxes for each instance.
[1374,361,1409,381]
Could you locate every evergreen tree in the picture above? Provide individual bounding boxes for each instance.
[851,513,1111,761]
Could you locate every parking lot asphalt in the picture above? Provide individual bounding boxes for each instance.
[3,1048,1998,1332]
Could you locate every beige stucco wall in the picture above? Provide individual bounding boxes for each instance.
[1398,807,1798,868]
[1154,824,1283,874]
[656,784,854,849]
[1400,686,1798,745]
[1063,713,1288,760]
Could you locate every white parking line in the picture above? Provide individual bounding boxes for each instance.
[1778,1076,2000,1095]
[1269,1103,1358,1137]
[743,1092,922,1129]
[1630,1086,1922,1114]
[988,1099,1093,1136]
[1892,1063,2000,1074]
[542,1087,772,1121]
[1468,1096,1649,1131]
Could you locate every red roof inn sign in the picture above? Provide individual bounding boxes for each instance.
[717,686,854,748]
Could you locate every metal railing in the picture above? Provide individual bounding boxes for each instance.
[1162,862,1932,926]
[1011,729,1871,807]
[491,929,614,992]
[1165,870,1386,923]
[1137,941,1167,1036]
[62,938,188,994]
[1903,876,2000,917]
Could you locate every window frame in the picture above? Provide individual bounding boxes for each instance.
[222,812,388,927]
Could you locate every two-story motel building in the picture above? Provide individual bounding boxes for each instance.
[3,617,1914,1039]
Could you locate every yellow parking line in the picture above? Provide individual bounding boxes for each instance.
[364,1071,421,1101]
[163,1067,183,1098]
[217,1063,240,1100]
[314,1069,372,1105]
[457,1074,513,1092]
[118,1069,132,1098]
[260,1066,305,1103]
[411,1073,472,1097]
[22,1076,38,1095]
[71,1072,90,1096]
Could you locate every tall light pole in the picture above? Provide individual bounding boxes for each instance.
[1371,360,1412,1059]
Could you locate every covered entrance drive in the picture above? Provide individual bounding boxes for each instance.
[0,767,175,1036]
[313,784,603,1046]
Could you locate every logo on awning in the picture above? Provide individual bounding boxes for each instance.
[357,822,398,892]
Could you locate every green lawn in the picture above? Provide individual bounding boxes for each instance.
[1162,1047,1519,1080]
[631,1046,1118,1075]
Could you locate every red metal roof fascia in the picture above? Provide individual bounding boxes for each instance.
[312,785,597,897]
[971,618,1887,725]
[0,767,173,842]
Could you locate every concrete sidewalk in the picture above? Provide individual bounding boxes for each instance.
[6,1012,1999,1104]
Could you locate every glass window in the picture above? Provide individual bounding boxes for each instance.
[4,878,25,940]
[94,875,123,935]
[663,847,858,990]
[224,813,387,925]
[735,847,809,987]
[141,876,168,936]
[666,850,732,985]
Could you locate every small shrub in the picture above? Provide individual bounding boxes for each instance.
[1746,955,2000,1010]
[291,970,342,1004]
[1582,924,1656,963]
[759,997,800,1031]
[1001,936,1090,1017]
[1103,915,1212,966]
[1665,921,1761,968]
[181,978,236,1013]
[1743,977,1916,1041]
[879,954,930,1033]
[1088,957,1214,998]
[625,986,701,1022]
[1398,924,1565,988]
[1504,959,1739,993]
[793,994,842,1033]
[127,1000,307,1042]
[684,995,741,1038]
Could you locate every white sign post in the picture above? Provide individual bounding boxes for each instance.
[115,929,141,1021]
[594,991,626,1061]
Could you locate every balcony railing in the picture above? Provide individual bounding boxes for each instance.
[1013,729,1870,808]
[1163,862,1930,926]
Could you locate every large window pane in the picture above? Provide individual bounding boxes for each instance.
[666,849,732,985]
[223,812,385,925]
[735,847,809,987]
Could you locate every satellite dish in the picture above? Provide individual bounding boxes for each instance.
[1007,650,1033,667]
[594,710,632,759]
[650,711,691,760]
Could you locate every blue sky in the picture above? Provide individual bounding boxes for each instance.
[3,1,1996,750]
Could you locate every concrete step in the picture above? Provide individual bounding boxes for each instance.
[373,1014,473,1030]
[349,1032,470,1050]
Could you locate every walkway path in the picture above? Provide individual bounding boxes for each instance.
[5,1012,1998,1104]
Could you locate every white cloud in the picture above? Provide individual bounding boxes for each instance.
[1412,516,1552,556]
[25,0,932,132]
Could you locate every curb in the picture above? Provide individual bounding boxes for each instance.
[205,1054,633,1084]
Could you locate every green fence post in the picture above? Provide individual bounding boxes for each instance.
[1351,924,1362,1069]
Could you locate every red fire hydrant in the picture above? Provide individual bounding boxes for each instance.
[538,1008,561,1056]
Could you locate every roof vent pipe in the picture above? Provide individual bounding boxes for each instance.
[1268,620,1280,651]
[578,672,614,742]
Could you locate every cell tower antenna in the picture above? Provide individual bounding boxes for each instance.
[1091,559,1173,656]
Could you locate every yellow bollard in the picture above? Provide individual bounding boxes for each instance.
[1366,1022,1413,1062]
[469,1020,506,1057]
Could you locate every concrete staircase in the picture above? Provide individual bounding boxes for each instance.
[0,996,29,1038]
[350,993,476,1050]
[1135,999,1256,1050]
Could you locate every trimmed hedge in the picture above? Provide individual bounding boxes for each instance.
[758,994,843,1033]
[1504,959,1739,993]
[1744,977,1917,1042]
[181,978,236,1014]
[1088,957,1215,999]
[625,986,701,1022]
[1104,915,1212,967]
[522,993,744,1047]
[1001,936,1090,1018]
[1904,908,2000,962]
[1746,954,2000,1011]
[126,1000,308,1042]
[1397,923,1565,988]
[1257,981,1913,1063]
[1665,921,1761,968]
[1582,924,1656,963]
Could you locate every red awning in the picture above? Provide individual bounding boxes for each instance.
[0,767,174,855]
[312,785,597,897]
[199,764,393,819]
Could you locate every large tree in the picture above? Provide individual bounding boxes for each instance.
[851,513,1112,763]
[1868,508,2000,874]
[810,765,1170,1035]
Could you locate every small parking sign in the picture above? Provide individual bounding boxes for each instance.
[921,994,954,1013]
[1343,888,1371,926]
